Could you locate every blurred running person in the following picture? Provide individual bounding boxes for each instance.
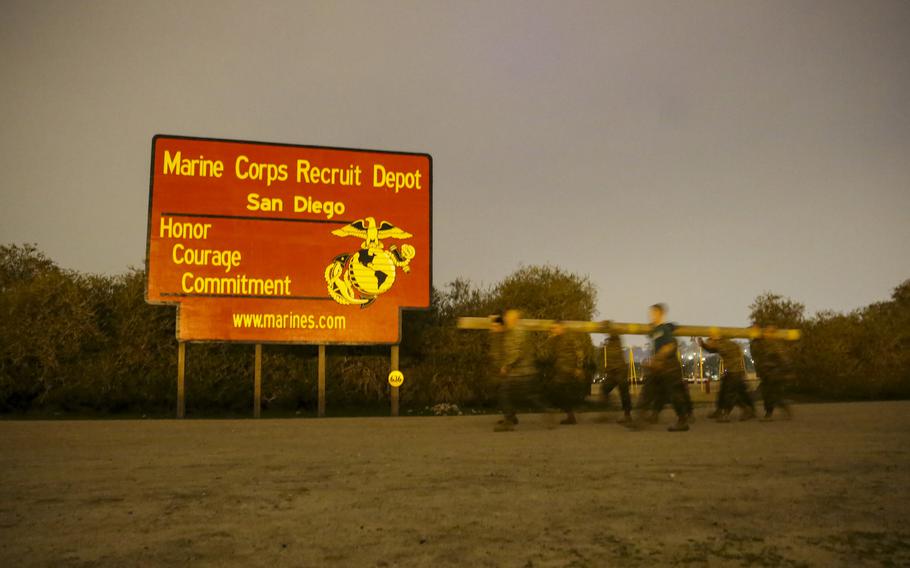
[545,322,590,425]
[494,309,545,431]
[699,335,756,421]
[488,312,505,389]
[600,329,632,423]
[633,303,690,432]
[750,326,794,421]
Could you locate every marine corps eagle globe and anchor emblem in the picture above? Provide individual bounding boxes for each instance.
[325,217,416,308]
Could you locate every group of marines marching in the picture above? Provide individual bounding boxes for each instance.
[489,303,793,432]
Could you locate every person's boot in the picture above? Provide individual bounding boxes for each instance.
[617,411,633,424]
[668,416,690,432]
[494,419,516,432]
[715,411,731,423]
[560,411,577,425]
[707,409,722,420]
[740,407,756,421]
[496,414,519,426]
[760,409,774,422]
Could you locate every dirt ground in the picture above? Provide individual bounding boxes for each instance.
[2,401,909,567]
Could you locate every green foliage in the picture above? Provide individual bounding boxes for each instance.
[495,264,598,381]
[400,266,600,406]
[400,280,500,406]
[2,242,906,413]
[749,282,910,399]
[0,245,101,410]
[749,292,805,328]
[494,265,597,321]
[0,248,601,413]
[0,243,58,292]
[860,281,910,397]
[795,310,864,397]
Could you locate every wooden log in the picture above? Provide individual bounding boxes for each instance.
[456,317,800,340]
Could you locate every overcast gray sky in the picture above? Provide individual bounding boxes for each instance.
[2,0,908,328]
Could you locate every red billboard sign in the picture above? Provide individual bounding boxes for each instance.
[146,135,432,344]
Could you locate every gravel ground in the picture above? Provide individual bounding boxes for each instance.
[1,401,909,567]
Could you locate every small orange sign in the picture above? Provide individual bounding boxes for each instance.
[146,135,432,344]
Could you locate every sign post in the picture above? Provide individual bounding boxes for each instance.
[254,344,262,418]
[390,345,400,417]
[177,341,186,418]
[318,345,326,417]
[146,135,432,417]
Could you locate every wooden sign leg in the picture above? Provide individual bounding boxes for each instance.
[254,344,262,418]
[391,345,400,417]
[318,345,326,417]
[177,342,186,419]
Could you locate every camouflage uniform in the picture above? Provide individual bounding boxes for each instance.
[647,348,689,417]
[601,334,632,415]
[499,325,543,422]
[750,338,793,418]
[700,337,755,417]
[640,323,690,425]
[546,331,589,415]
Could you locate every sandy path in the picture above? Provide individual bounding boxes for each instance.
[1,401,909,567]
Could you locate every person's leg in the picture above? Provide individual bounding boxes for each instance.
[780,373,795,419]
[682,380,694,422]
[761,380,773,416]
[740,376,755,411]
[732,373,755,419]
[618,379,633,422]
[761,378,787,420]
[760,379,775,421]
[710,375,729,419]
[652,373,669,418]
[724,375,739,412]
[637,375,654,412]
[496,376,519,431]
[667,376,690,432]
[628,375,656,428]
[521,374,548,411]
[499,373,549,431]
[547,376,573,425]
[599,379,616,415]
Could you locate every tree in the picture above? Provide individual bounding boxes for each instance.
[748,292,805,328]
[797,310,864,397]
[494,265,597,321]
[400,280,499,406]
[0,247,101,410]
[0,243,58,292]
[3,241,905,413]
[493,264,599,385]
[856,279,910,397]
[749,283,910,399]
